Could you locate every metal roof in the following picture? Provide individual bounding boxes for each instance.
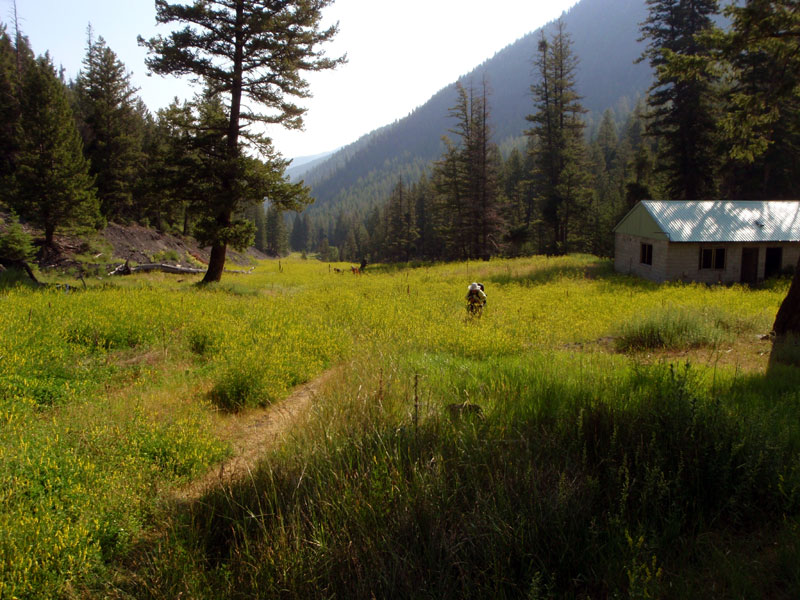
[641,200,800,243]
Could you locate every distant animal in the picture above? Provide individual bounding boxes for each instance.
[350,266,361,275]
[333,267,343,273]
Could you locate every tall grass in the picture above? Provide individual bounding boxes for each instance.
[614,305,757,352]
[125,353,800,599]
[0,255,795,597]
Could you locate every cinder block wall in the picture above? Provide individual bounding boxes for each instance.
[614,233,668,282]
[615,235,800,284]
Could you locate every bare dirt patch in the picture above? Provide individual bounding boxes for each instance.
[1,208,268,273]
[567,334,773,372]
[174,368,338,502]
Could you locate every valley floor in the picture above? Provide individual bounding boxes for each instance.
[2,254,798,598]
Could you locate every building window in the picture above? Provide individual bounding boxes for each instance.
[699,247,726,270]
[640,243,653,265]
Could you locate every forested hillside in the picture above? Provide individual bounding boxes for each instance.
[299,0,651,216]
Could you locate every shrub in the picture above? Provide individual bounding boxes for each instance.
[207,362,276,412]
[0,213,36,262]
[152,249,181,263]
[187,328,218,357]
[615,307,732,351]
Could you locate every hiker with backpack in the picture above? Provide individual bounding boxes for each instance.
[465,282,487,316]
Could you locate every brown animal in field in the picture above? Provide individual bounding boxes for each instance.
[351,266,361,275]
[333,267,343,273]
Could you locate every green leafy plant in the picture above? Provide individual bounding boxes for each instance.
[0,213,36,261]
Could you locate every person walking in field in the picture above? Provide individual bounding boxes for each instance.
[466,282,487,316]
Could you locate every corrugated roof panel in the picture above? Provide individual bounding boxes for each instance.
[642,200,800,243]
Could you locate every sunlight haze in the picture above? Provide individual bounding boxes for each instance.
[4,0,580,159]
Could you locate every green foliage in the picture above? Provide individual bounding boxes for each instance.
[141,0,342,281]
[430,80,504,260]
[527,21,591,254]
[0,213,35,261]
[0,26,20,190]
[73,34,145,222]
[639,0,720,200]
[10,53,100,247]
[265,205,289,256]
[0,255,796,598]
[712,0,800,199]
[614,306,753,351]
[142,352,800,598]
[152,249,180,263]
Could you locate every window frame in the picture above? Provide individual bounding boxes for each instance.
[640,242,653,266]
[699,247,726,270]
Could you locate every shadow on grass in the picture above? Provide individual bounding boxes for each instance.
[485,258,649,289]
[122,357,800,600]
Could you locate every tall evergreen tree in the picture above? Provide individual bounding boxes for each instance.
[432,136,468,258]
[526,20,591,254]
[246,202,267,252]
[639,0,720,199]
[713,0,800,199]
[265,205,288,256]
[384,180,419,261]
[502,146,531,256]
[432,80,504,260]
[289,212,310,252]
[11,54,99,251]
[145,99,201,233]
[74,33,144,222]
[0,26,20,196]
[140,0,342,282]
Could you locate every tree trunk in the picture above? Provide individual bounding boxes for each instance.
[44,225,55,257]
[769,256,800,366]
[202,243,227,283]
[0,258,41,285]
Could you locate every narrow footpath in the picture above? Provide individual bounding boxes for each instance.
[174,368,338,502]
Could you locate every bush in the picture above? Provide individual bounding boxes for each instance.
[207,362,276,412]
[152,249,181,263]
[0,213,35,262]
[615,307,740,352]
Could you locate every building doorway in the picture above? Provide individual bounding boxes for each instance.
[741,247,759,285]
[765,247,783,279]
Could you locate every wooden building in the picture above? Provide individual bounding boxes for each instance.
[614,200,800,284]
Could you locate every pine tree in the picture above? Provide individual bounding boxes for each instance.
[639,0,720,199]
[246,202,267,252]
[11,54,99,252]
[385,180,419,261]
[74,33,144,222]
[502,146,531,256]
[0,211,34,261]
[289,213,310,252]
[432,80,504,260]
[526,20,591,254]
[413,175,441,260]
[714,0,800,199]
[265,205,288,256]
[140,0,342,282]
[710,1,800,361]
[0,26,20,196]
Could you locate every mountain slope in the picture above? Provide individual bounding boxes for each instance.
[302,0,651,216]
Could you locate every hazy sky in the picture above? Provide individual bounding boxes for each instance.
[4,0,580,160]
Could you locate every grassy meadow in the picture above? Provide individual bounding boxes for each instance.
[2,254,799,598]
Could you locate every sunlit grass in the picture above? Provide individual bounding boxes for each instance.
[0,253,794,597]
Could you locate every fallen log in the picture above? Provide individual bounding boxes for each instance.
[0,257,43,285]
[131,263,206,274]
[107,261,255,276]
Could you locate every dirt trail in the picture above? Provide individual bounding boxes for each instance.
[174,368,337,502]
